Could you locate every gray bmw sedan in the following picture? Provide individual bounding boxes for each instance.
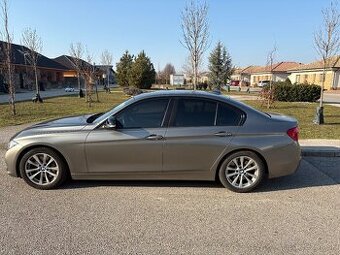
[5,90,300,192]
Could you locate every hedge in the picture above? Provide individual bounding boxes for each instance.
[264,82,321,102]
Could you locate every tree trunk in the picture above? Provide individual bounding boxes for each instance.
[6,52,16,115]
[95,82,99,102]
[34,65,39,96]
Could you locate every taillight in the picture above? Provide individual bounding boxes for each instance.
[287,127,299,142]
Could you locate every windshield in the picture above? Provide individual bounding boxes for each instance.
[91,97,135,124]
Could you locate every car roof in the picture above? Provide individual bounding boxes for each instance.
[131,89,268,118]
[133,89,225,100]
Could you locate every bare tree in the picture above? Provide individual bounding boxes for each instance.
[182,55,194,86]
[181,0,209,90]
[80,49,99,106]
[100,49,113,90]
[0,0,15,114]
[69,42,84,97]
[162,63,176,84]
[314,1,340,124]
[21,27,43,102]
[265,45,277,109]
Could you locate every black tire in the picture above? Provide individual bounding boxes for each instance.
[218,151,265,193]
[19,147,68,190]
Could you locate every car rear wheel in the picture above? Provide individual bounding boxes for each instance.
[219,151,265,193]
[19,147,67,190]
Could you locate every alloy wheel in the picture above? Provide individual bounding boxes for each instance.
[24,153,59,186]
[225,156,260,189]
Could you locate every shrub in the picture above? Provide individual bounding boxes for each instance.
[266,82,321,102]
[123,86,143,96]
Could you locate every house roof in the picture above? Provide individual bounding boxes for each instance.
[240,66,263,74]
[95,65,115,73]
[0,41,68,71]
[288,56,340,71]
[250,62,303,74]
[232,68,243,75]
[54,55,92,71]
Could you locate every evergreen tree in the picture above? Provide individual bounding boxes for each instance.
[116,50,133,87]
[129,51,156,89]
[208,42,233,90]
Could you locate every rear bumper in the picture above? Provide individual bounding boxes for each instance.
[266,141,301,179]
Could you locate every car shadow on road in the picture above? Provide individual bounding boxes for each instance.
[61,179,222,189]
[256,158,340,192]
[59,159,339,192]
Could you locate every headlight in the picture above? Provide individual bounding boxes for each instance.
[8,140,18,150]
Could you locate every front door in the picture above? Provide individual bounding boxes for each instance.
[85,98,170,173]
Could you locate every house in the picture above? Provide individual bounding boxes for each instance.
[249,62,303,86]
[53,55,91,86]
[54,55,113,87]
[0,41,68,90]
[230,68,242,81]
[95,65,115,85]
[288,56,340,90]
[198,71,209,84]
[231,66,262,86]
[170,74,185,85]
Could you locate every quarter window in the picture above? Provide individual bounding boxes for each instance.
[115,98,169,128]
[217,103,243,126]
[172,99,217,127]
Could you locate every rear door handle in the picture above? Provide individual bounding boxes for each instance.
[145,134,164,140]
[214,131,232,137]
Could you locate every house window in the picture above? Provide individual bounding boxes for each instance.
[296,75,300,83]
[312,74,316,83]
[304,74,308,83]
[319,73,325,82]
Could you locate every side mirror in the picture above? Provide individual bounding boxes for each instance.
[105,116,117,129]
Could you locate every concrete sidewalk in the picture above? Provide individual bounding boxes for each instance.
[0,89,78,103]
[300,139,340,157]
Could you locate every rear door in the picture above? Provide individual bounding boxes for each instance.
[163,97,243,173]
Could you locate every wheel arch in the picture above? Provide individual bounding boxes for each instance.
[16,145,71,178]
[214,148,269,181]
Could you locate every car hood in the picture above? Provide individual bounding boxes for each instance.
[33,115,90,128]
[12,115,91,140]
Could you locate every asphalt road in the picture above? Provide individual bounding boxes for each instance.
[0,128,339,254]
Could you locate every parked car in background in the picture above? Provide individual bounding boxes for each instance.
[5,90,301,192]
[257,80,270,87]
[64,86,75,92]
[230,80,240,86]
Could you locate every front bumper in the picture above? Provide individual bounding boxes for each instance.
[4,145,22,177]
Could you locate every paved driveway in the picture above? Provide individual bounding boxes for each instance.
[0,126,339,255]
[324,92,340,105]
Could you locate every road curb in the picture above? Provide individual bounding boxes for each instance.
[301,148,340,157]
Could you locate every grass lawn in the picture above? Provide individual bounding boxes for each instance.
[0,91,128,127]
[245,101,340,139]
[0,90,339,139]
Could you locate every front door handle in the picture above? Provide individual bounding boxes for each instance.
[145,134,164,140]
[214,131,232,137]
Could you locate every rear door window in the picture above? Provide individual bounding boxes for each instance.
[172,98,217,127]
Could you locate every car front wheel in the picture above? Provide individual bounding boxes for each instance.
[219,151,265,193]
[19,147,67,189]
